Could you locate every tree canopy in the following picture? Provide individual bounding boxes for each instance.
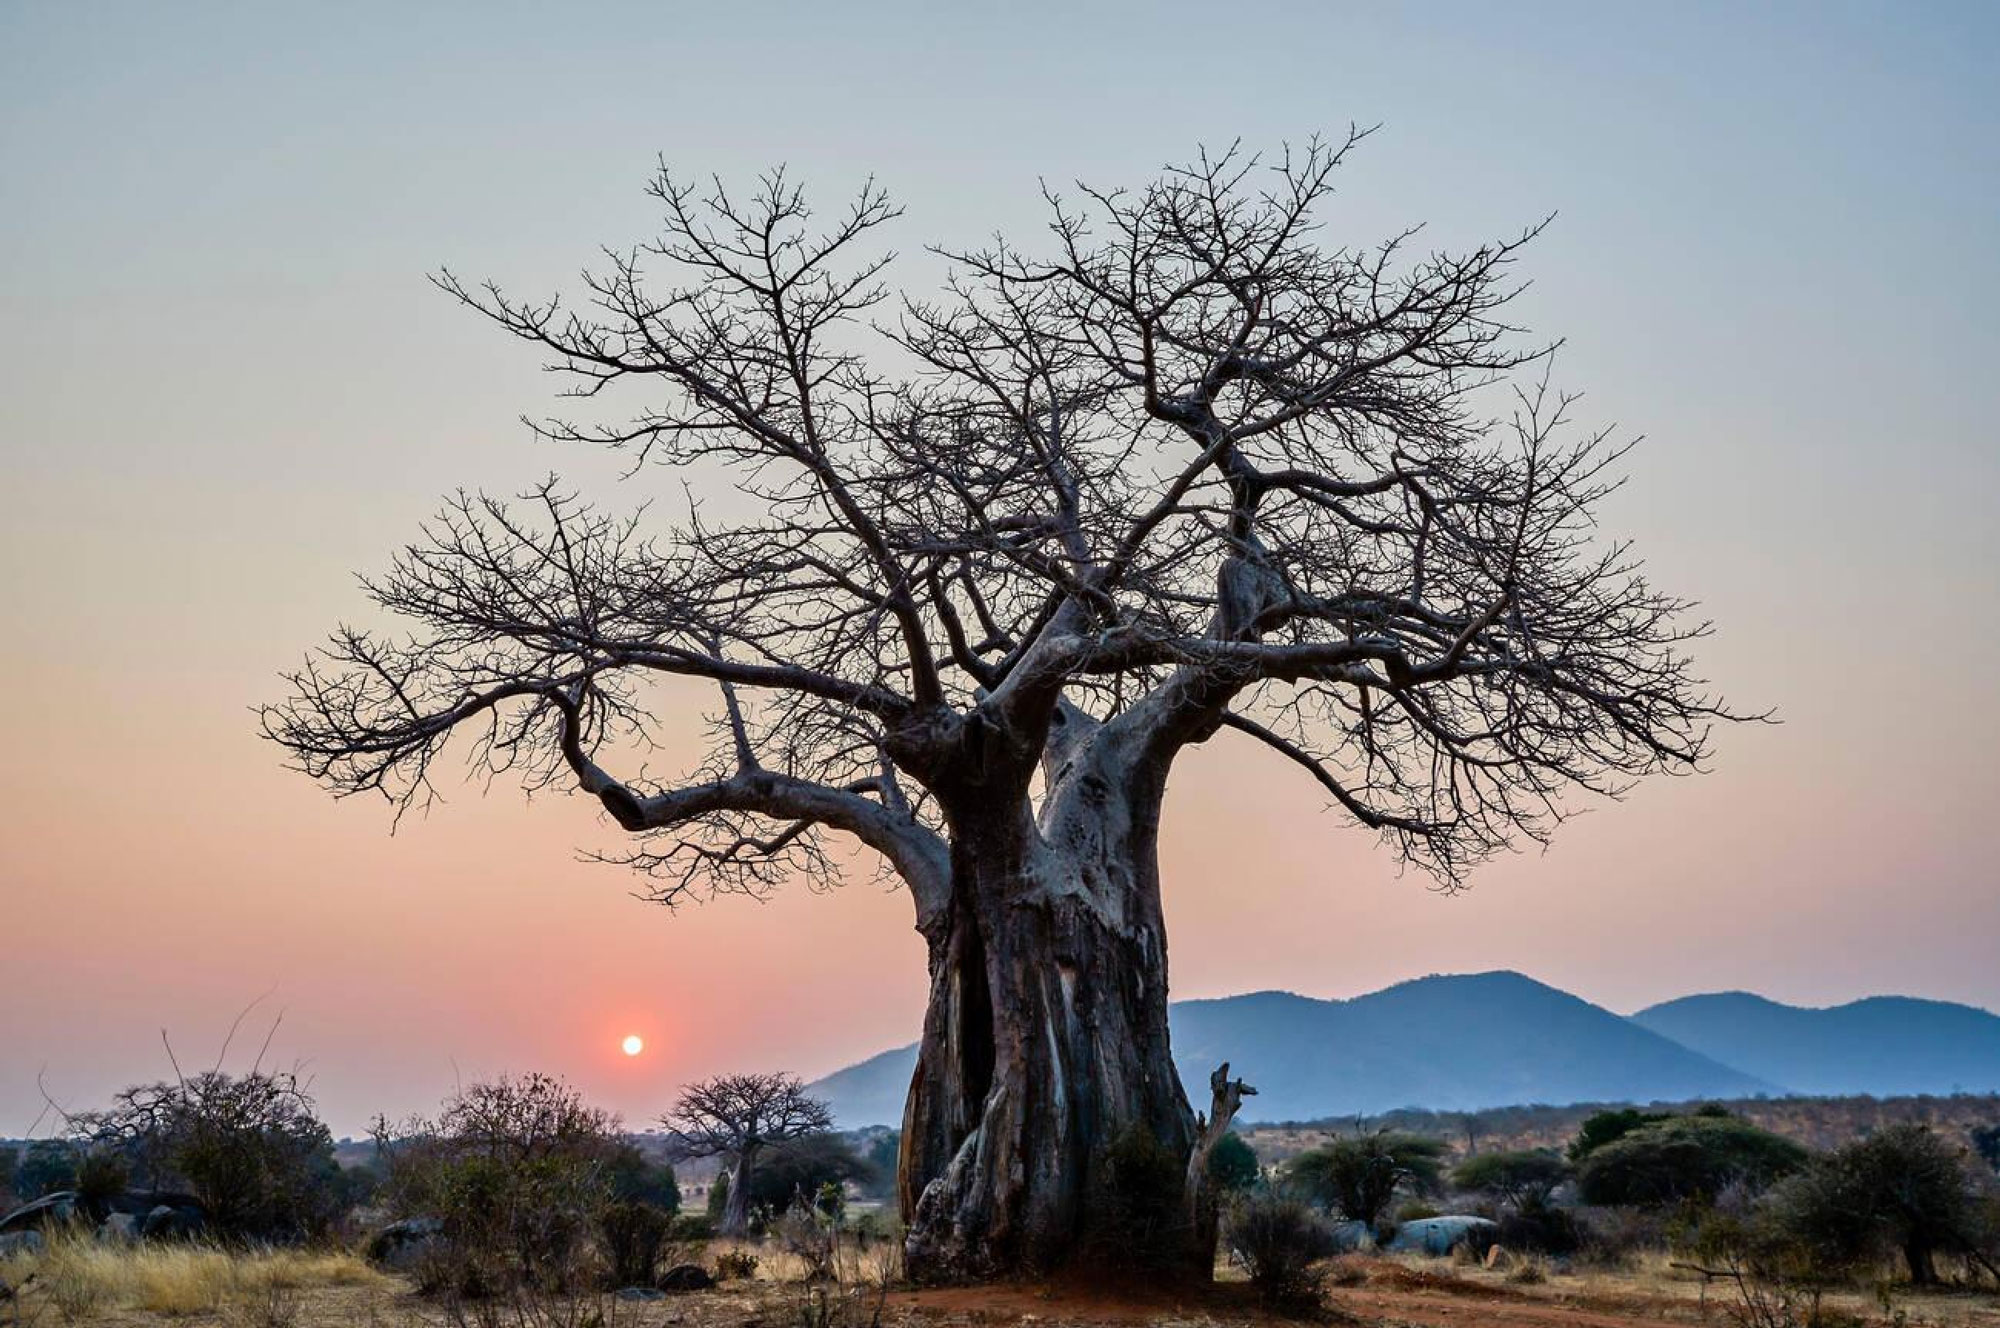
[266,133,1734,915]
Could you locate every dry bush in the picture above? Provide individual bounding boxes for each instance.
[373,1073,619,1298]
[713,1248,760,1281]
[790,1280,888,1328]
[223,1279,301,1328]
[1507,1255,1550,1285]
[1225,1190,1339,1311]
[774,1197,838,1281]
[1323,1255,1371,1287]
[597,1200,674,1288]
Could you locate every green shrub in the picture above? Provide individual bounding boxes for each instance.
[1568,1108,1671,1162]
[1452,1149,1569,1209]
[1762,1124,1987,1286]
[1289,1130,1447,1228]
[1576,1116,1805,1208]
[1209,1132,1261,1194]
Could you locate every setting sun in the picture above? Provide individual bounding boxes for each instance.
[620,1034,643,1057]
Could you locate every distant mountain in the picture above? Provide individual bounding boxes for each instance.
[1173,972,1775,1122]
[1631,992,2000,1097]
[806,1044,919,1134]
[808,970,1777,1127]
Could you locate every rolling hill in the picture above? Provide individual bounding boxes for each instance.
[808,970,1780,1127]
[1172,972,1777,1121]
[1630,991,2000,1097]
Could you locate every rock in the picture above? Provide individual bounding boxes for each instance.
[656,1263,716,1291]
[97,1212,139,1243]
[616,1287,666,1301]
[0,1192,77,1235]
[1328,1220,1376,1253]
[1483,1243,1512,1270]
[0,1230,45,1258]
[1385,1215,1500,1258]
[365,1217,443,1270]
[141,1204,205,1240]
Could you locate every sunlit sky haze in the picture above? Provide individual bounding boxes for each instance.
[2,1,1996,1135]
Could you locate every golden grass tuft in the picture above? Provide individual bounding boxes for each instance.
[14,1232,390,1320]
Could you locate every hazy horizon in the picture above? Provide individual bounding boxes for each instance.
[4,1,1997,1140]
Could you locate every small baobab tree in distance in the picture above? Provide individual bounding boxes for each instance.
[664,1073,832,1236]
[265,130,1744,1278]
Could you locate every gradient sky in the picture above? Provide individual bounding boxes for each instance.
[3,1,1997,1137]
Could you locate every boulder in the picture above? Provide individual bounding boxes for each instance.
[1385,1215,1499,1258]
[657,1263,716,1291]
[97,1212,139,1244]
[1482,1243,1513,1271]
[365,1217,443,1271]
[141,1203,205,1241]
[0,1192,77,1235]
[0,1230,45,1258]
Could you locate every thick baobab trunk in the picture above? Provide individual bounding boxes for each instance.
[899,791,1196,1280]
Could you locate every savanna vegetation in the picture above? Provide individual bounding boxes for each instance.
[6,1073,1998,1328]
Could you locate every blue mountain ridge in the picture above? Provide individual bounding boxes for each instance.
[807,971,2000,1128]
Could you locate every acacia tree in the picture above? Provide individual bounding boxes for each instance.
[267,133,1738,1278]
[663,1073,832,1236]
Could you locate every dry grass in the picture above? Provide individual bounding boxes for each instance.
[4,1232,389,1322]
[8,1236,1998,1328]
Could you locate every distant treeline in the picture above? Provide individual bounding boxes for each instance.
[1242,1091,2000,1164]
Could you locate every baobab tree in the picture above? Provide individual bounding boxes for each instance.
[663,1073,832,1236]
[266,132,1740,1279]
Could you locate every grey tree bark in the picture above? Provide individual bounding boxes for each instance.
[898,710,1194,1275]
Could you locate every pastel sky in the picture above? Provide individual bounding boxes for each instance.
[3,1,1996,1137]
